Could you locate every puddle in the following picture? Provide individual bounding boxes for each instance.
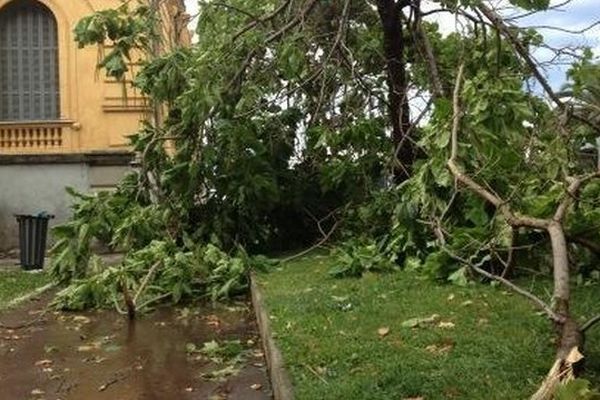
[0,294,271,399]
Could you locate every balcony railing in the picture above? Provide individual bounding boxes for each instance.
[0,120,77,153]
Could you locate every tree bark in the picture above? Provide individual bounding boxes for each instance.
[548,222,570,318]
[120,280,136,321]
[529,224,584,400]
[377,0,413,182]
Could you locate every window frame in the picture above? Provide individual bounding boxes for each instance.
[0,0,60,122]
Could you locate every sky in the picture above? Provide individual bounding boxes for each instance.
[182,0,599,89]
[517,0,600,88]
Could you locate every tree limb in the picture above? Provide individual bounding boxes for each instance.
[567,234,600,256]
[442,247,563,323]
[133,261,162,305]
[477,3,563,107]
[554,172,600,222]
[232,0,293,42]
[447,62,550,230]
[281,220,340,264]
[581,314,600,333]
[412,1,445,98]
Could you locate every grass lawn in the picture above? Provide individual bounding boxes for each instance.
[0,270,52,309]
[256,250,600,399]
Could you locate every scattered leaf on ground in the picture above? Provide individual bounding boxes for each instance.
[332,295,349,302]
[34,359,53,367]
[437,321,455,329]
[73,315,91,324]
[77,342,101,352]
[201,364,240,381]
[44,345,58,354]
[425,340,455,356]
[377,327,390,337]
[401,314,440,328]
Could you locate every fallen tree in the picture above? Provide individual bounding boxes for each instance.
[51,1,600,396]
[447,64,600,398]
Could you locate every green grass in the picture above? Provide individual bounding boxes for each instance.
[0,270,52,309]
[256,250,600,400]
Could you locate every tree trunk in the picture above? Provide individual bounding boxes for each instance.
[531,224,584,400]
[377,0,413,182]
[120,280,136,321]
[548,222,583,357]
[548,223,570,318]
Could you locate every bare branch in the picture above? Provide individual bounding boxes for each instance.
[506,0,574,21]
[581,314,600,333]
[412,1,445,98]
[567,235,600,256]
[232,0,293,42]
[554,172,600,222]
[450,63,464,161]
[281,220,340,263]
[442,247,563,323]
[477,3,563,107]
[527,21,600,35]
[133,261,162,305]
[266,0,319,43]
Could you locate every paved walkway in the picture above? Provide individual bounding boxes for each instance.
[0,253,125,272]
[0,258,26,272]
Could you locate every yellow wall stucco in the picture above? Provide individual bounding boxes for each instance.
[0,0,188,154]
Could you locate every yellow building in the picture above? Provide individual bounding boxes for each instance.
[0,0,188,154]
[0,0,189,251]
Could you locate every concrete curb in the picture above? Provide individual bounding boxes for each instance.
[4,282,55,310]
[250,272,294,400]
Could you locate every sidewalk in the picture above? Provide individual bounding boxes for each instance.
[0,258,35,272]
[0,253,124,272]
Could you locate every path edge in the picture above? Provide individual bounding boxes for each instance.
[250,272,294,400]
[5,282,55,310]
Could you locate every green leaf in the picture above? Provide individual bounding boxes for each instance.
[556,379,600,400]
[448,267,469,287]
[509,0,550,11]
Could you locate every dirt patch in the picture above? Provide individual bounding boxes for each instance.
[0,294,271,400]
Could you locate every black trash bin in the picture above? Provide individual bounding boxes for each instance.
[15,213,54,270]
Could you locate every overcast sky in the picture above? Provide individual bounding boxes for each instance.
[182,0,599,88]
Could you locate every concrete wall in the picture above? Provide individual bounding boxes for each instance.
[0,152,132,251]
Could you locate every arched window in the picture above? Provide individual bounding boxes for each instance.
[0,0,59,121]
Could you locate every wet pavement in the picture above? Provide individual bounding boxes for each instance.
[0,294,271,400]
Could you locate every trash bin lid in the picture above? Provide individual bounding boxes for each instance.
[14,213,55,219]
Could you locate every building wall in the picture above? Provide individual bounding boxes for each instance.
[0,0,144,154]
[0,153,132,251]
[0,0,188,250]
[0,0,189,155]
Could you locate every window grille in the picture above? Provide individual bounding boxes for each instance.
[0,0,59,121]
